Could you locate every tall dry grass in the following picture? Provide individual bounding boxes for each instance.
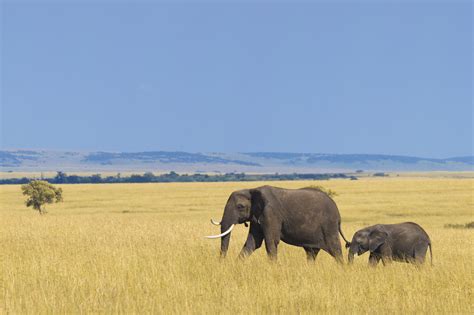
[0,178,472,313]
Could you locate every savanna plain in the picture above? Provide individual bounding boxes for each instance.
[1,177,473,313]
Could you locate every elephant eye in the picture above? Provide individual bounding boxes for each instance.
[237,204,245,210]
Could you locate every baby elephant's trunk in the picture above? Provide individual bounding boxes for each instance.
[347,242,358,264]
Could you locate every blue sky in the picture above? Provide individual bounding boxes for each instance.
[1,1,472,158]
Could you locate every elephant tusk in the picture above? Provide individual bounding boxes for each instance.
[204,224,235,239]
[210,218,221,225]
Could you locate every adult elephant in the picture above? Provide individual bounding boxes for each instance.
[205,185,350,262]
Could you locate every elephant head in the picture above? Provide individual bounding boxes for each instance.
[348,227,388,263]
[205,189,264,257]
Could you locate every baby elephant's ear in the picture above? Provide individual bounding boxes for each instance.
[369,230,388,252]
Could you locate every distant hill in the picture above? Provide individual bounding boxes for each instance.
[0,150,472,173]
[82,151,260,166]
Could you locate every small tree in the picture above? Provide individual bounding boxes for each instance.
[21,180,63,215]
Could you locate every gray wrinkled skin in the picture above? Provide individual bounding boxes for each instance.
[218,185,350,263]
[348,222,433,266]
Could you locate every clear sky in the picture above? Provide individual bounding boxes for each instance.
[1,1,472,158]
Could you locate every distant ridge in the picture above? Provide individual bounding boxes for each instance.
[83,151,260,166]
[0,150,472,173]
[244,152,446,163]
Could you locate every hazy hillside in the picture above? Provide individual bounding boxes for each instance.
[1,150,472,173]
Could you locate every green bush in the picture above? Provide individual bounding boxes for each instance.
[304,185,338,197]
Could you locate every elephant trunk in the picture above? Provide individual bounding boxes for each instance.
[348,242,359,264]
[219,206,236,258]
[220,231,231,258]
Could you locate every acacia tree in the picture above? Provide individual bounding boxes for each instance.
[21,180,63,215]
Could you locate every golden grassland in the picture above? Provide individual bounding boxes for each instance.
[0,177,473,313]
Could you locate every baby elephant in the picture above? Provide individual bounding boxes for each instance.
[347,222,432,266]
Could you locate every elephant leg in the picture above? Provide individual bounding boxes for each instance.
[379,244,392,266]
[238,223,264,259]
[324,236,344,264]
[413,242,428,265]
[369,253,381,266]
[260,211,281,260]
[304,247,321,262]
[264,237,279,260]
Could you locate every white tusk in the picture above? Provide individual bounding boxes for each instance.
[210,219,221,225]
[204,224,235,239]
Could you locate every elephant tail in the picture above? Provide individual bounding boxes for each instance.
[338,222,351,248]
[428,242,433,266]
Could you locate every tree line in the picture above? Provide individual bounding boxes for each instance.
[0,171,356,185]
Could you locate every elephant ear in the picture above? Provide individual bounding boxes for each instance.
[369,230,388,252]
[249,188,266,223]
